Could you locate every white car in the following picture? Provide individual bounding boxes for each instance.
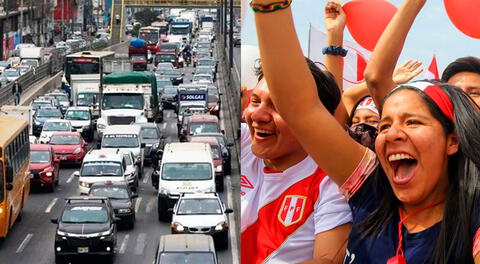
[55,42,72,54]
[171,193,232,249]
[3,69,21,82]
[121,150,140,191]
[192,74,214,84]
[74,149,128,194]
[39,119,73,144]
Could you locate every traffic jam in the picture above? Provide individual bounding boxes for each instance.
[0,8,237,264]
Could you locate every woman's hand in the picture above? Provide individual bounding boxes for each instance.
[392,59,424,84]
[325,2,347,34]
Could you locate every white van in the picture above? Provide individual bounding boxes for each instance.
[101,125,145,178]
[157,142,215,221]
[74,149,128,194]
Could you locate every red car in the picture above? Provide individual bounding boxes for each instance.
[49,132,88,166]
[190,137,225,192]
[30,144,60,192]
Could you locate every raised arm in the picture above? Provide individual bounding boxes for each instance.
[253,2,365,186]
[323,2,349,125]
[363,0,426,108]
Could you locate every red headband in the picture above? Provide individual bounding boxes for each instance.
[396,81,454,122]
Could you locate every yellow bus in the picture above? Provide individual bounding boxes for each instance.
[0,115,30,238]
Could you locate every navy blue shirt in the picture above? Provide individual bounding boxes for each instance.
[344,171,442,264]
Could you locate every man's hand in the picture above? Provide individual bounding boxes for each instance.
[392,59,424,84]
[325,2,346,34]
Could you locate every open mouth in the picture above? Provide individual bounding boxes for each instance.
[254,128,275,139]
[388,153,418,185]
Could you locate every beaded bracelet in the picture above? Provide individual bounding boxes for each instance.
[249,0,292,13]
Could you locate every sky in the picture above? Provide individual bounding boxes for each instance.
[242,0,480,75]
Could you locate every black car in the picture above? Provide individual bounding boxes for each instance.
[161,85,178,110]
[88,182,137,229]
[51,196,118,264]
[32,107,63,137]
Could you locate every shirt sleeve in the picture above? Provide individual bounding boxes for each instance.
[339,147,379,200]
[473,228,480,258]
[241,123,251,160]
[314,177,352,234]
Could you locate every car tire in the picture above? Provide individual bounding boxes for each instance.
[105,253,114,264]
[217,175,224,192]
[48,183,55,193]
[157,199,170,222]
[128,216,135,229]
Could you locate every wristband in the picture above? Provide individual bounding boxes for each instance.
[250,0,292,13]
[322,46,348,57]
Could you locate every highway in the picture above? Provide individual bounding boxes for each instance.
[0,32,239,264]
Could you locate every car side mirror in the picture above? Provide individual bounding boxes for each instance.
[6,182,13,191]
[141,143,146,148]
[6,166,13,183]
[71,128,75,132]
[225,208,233,214]
[219,92,223,96]
[167,208,174,212]
[221,130,225,135]
[96,142,101,149]
[227,142,234,147]
[54,156,61,163]
[83,142,88,148]
[73,171,80,177]
[50,218,58,224]
[113,217,122,223]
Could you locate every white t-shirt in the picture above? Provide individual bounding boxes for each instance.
[240,124,352,264]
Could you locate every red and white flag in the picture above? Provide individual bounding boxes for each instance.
[425,54,439,80]
[308,25,372,90]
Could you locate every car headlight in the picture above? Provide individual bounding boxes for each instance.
[215,221,227,231]
[97,123,106,129]
[41,133,48,138]
[34,120,41,125]
[79,181,91,188]
[118,208,132,214]
[159,186,168,195]
[45,171,53,177]
[72,147,81,154]
[213,104,219,111]
[172,222,185,232]
[215,165,222,173]
[57,230,67,236]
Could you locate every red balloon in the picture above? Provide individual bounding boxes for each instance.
[444,0,480,39]
[343,0,397,51]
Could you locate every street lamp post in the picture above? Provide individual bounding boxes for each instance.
[20,0,23,43]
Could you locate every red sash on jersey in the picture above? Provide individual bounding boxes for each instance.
[241,168,327,264]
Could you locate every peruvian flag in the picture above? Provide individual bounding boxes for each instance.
[425,54,439,80]
[308,25,372,90]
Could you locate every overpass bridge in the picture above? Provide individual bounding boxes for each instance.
[109,0,240,43]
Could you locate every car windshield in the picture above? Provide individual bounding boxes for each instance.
[162,163,212,180]
[177,198,222,215]
[157,80,171,88]
[36,108,61,117]
[53,94,69,102]
[198,60,215,67]
[160,69,180,76]
[193,75,212,83]
[123,154,133,165]
[189,123,218,134]
[21,60,37,67]
[142,127,159,139]
[156,54,176,63]
[197,43,211,49]
[131,55,146,61]
[164,88,177,94]
[196,134,225,149]
[102,94,144,110]
[102,134,139,148]
[77,93,96,106]
[81,161,123,176]
[160,44,176,51]
[4,70,19,77]
[195,68,210,75]
[159,252,215,264]
[43,122,70,131]
[32,102,51,109]
[90,187,129,199]
[30,150,50,163]
[61,206,109,223]
[66,110,90,120]
[50,135,80,145]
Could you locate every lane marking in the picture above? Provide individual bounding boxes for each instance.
[16,233,33,253]
[227,176,239,264]
[45,198,58,213]
[66,173,75,184]
[145,197,156,213]
[135,197,142,213]
[143,173,149,184]
[119,234,130,254]
[134,233,147,255]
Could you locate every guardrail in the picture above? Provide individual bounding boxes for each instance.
[124,0,240,6]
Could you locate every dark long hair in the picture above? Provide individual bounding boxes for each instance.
[358,82,480,263]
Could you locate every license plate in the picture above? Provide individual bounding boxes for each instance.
[77,247,89,253]
[61,156,67,160]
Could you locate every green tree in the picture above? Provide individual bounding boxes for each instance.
[134,9,160,27]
